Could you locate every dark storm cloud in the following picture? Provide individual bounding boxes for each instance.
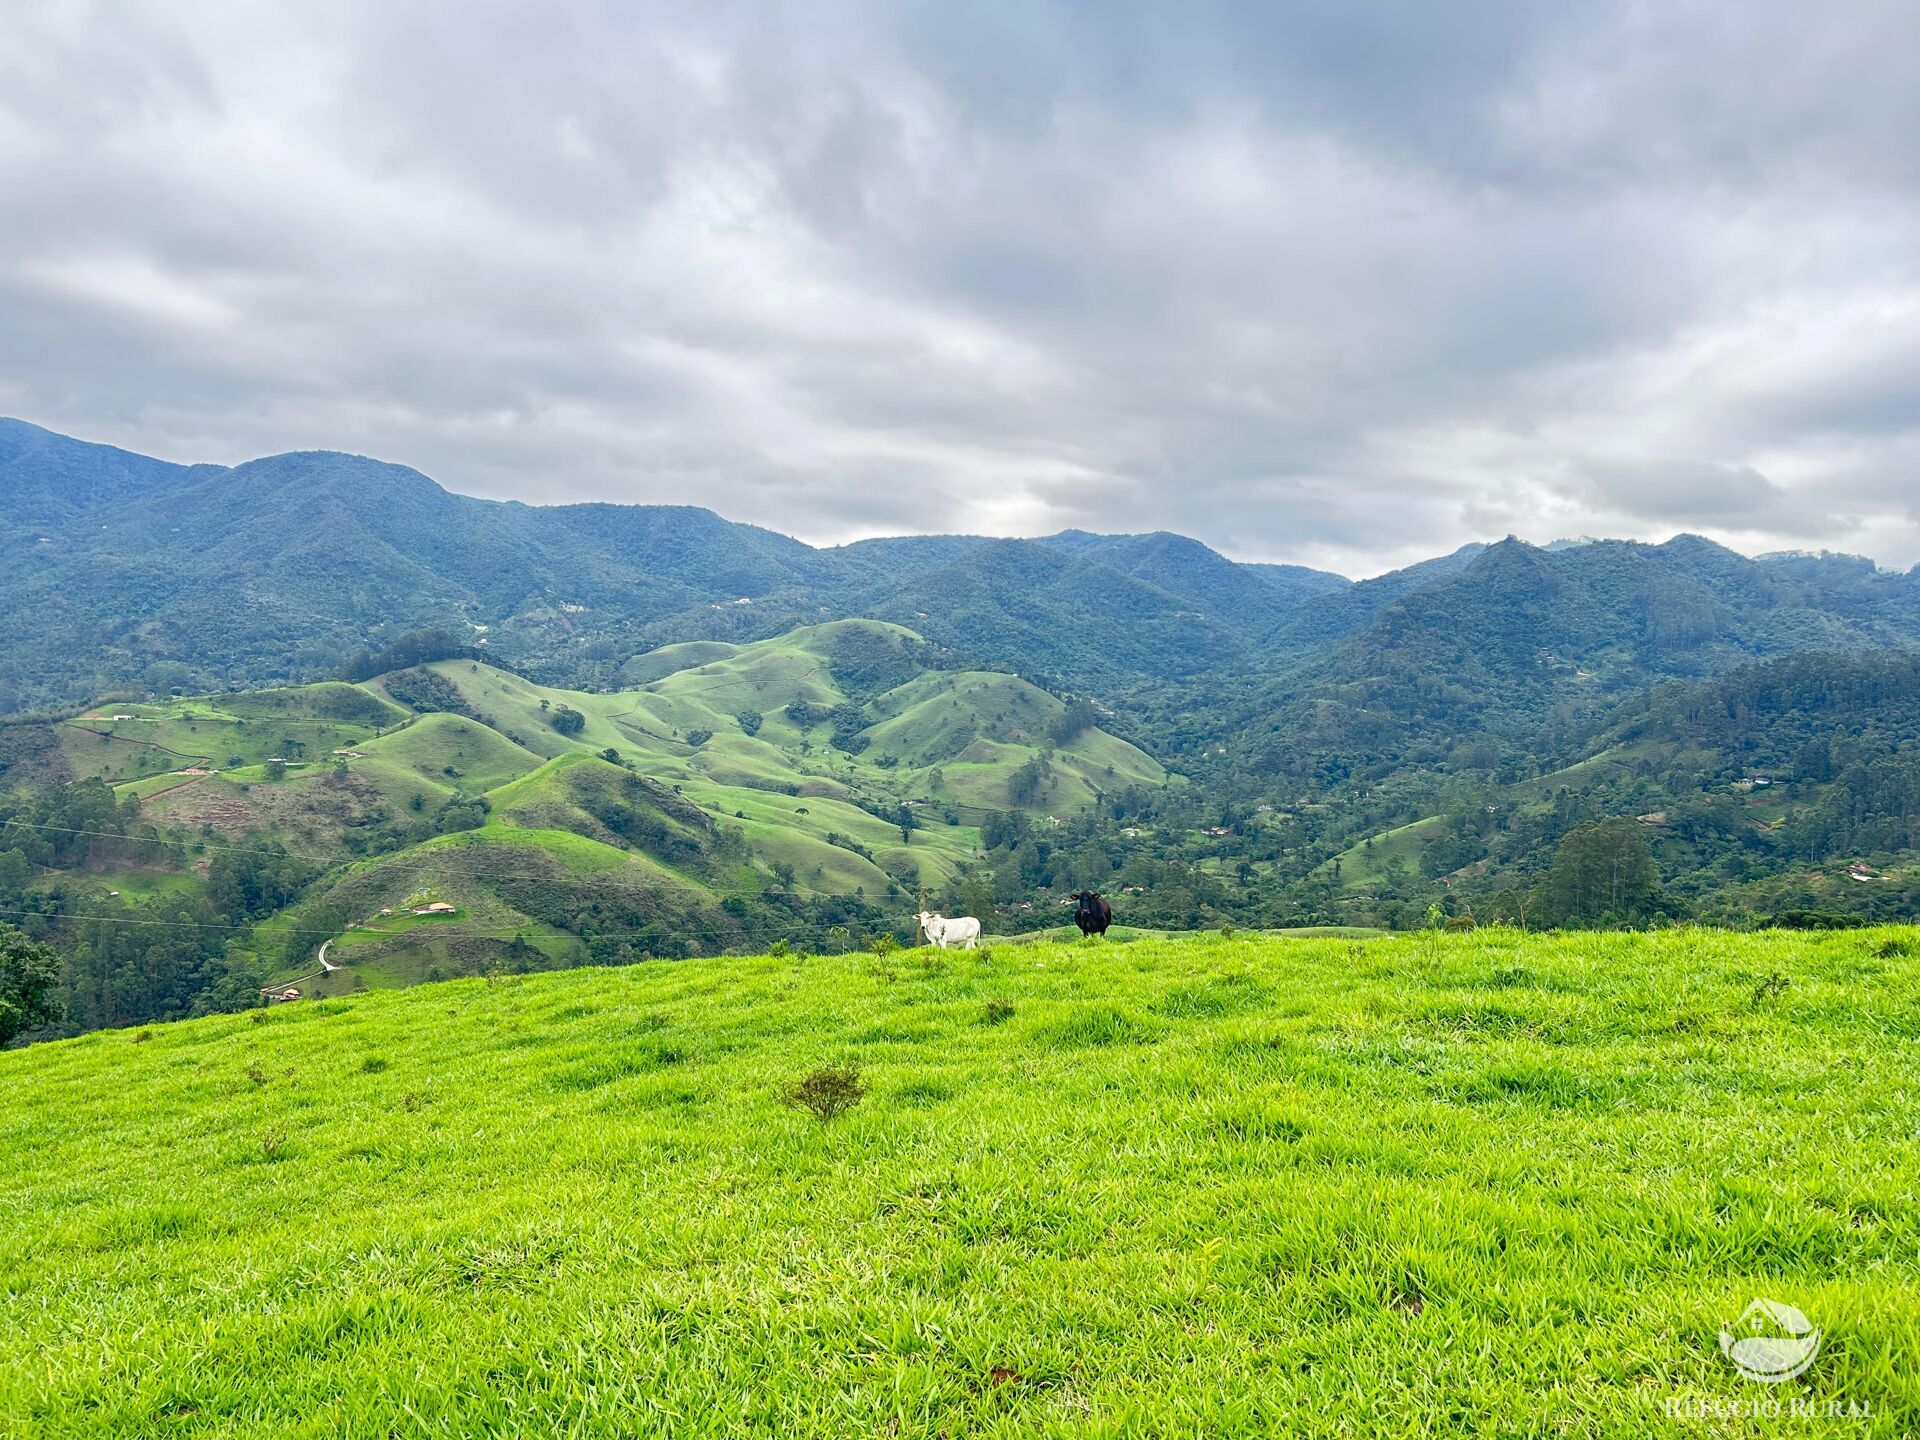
[3,1,1918,575]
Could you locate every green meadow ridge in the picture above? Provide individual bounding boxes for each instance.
[7,620,1165,1004]
[1,928,1915,1436]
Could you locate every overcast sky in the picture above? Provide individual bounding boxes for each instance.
[4,3,1918,576]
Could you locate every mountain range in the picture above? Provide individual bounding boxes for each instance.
[6,418,1920,1037]
[6,418,1918,729]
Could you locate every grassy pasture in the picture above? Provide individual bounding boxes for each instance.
[51,624,1160,954]
[2,927,1915,1437]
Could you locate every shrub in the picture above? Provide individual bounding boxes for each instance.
[980,1000,1015,1026]
[258,1126,288,1160]
[869,933,899,956]
[782,1065,866,1124]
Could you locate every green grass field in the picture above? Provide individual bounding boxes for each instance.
[3,927,1915,1436]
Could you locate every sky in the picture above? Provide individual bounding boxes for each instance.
[4,2,1918,578]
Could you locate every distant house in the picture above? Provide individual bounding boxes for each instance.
[412,901,457,915]
[1637,811,1668,825]
[261,986,302,1003]
[1848,861,1877,882]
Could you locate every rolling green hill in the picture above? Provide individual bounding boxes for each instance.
[2,927,1915,1435]
[3,621,1168,1015]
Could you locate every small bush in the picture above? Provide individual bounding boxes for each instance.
[980,1000,1016,1026]
[258,1126,289,1160]
[767,939,791,959]
[1874,935,1917,958]
[245,1061,268,1087]
[869,933,899,956]
[401,1092,424,1113]
[1750,971,1791,1005]
[782,1065,867,1124]
[361,1057,389,1074]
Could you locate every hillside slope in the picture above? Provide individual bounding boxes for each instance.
[4,621,1168,1007]
[2,928,1915,1435]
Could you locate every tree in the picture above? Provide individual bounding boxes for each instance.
[550,706,586,736]
[736,709,763,737]
[435,797,489,834]
[1541,819,1660,927]
[1049,696,1099,747]
[1007,755,1049,806]
[897,803,917,845]
[334,628,471,682]
[0,926,63,1045]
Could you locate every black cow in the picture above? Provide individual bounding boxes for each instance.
[1070,890,1112,937]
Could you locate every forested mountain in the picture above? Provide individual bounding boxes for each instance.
[0,420,1352,708]
[9,420,1919,722]
[5,419,1920,1047]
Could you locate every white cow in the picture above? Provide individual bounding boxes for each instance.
[915,911,982,949]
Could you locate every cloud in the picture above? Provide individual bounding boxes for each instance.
[3,1,1918,577]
